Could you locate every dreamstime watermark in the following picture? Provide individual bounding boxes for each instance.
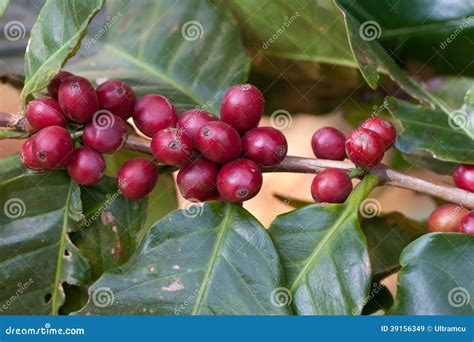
[84,190,122,227]
[352,281,386,314]
[270,109,292,130]
[5,323,85,336]
[359,198,381,218]
[440,16,474,49]
[448,287,470,308]
[448,109,471,131]
[3,198,26,219]
[3,20,26,41]
[182,200,204,218]
[270,287,292,307]
[84,12,123,49]
[359,21,381,41]
[181,21,204,41]
[0,278,34,312]
[371,99,390,118]
[92,287,115,307]
[92,109,115,130]
[174,280,210,315]
[262,12,300,49]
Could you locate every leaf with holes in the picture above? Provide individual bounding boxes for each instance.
[68,0,250,115]
[390,233,474,315]
[77,202,290,315]
[269,174,380,315]
[0,155,90,314]
[20,0,104,103]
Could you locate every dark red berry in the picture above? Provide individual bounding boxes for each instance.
[177,109,216,147]
[67,146,105,185]
[117,158,158,199]
[83,113,128,154]
[345,128,385,167]
[177,157,219,201]
[26,98,67,131]
[133,94,177,137]
[220,84,264,133]
[196,121,242,164]
[460,211,474,235]
[311,127,346,161]
[20,138,42,170]
[453,164,474,192]
[96,80,136,120]
[242,127,287,166]
[360,117,396,150]
[311,168,352,203]
[58,76,98,123]
[427,204,468,233]
[47,70,74,99]
[151,128,193,166]
[217,159,262,203]
[29,126,73,169]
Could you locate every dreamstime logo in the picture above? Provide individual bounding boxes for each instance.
[270,110,292,130]
[182,200,204,218]
[359,198,381,218]
[270,287,292,307]
[359,21,381,41]
[4,21,26,41]
[448,287,470,308]
[448,110,470,131]
[92,287,114,307]
[262,12,300,49]
[181,21,204,41]
[92,110,115,130]
[3,198,26,219]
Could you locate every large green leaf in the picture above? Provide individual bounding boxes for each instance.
[78,202,289,315]
[69,0,250,115]
[387,95,474,164]
[0,155,90,314]
[390,233,474,315]
[223,0,356,67]
[0,0,9,17]
[361,212,426,280]
[269,174,380,315]
[20,0,104,103]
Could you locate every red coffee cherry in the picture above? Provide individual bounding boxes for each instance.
[26,98,67,131]
[242,127,287,166]
[133,94,177,137]
[345,128,385,167]
[360,117,396,150]
[58,76,98,123]
[177,157,219,201]
[20,138,42,170]
[196,121,242,164]
[311,127,346,161]
[459,211,474,235]
[177,109,216,147]
[427,204,468,233]
[453,164,474,192]
[220,84,264,133]
[96,80,136,120]
[311,168,352,203]
[83,113,128,154]
[67,146,105,185]
[117,158,158,199]
[47,70,74,99]
[217,159,262,203]
[29,126,73,169]
[151,128,193,166]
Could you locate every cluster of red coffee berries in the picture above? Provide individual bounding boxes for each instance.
[21,76,288,202]
[310,117,396,203]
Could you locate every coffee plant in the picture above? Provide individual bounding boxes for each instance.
[0,0,472,316]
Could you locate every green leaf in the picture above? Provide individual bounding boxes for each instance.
[387,95,474,164]
[0,0,9,18]
[69,0,250,115]
[78,202,290,315]
[361,213,426,280]
[71,177,147,282]
[269,174,380,315]
[223,0,356,67]
[20,0,104,103]
[0,155,90,314]
[390,233,474,315]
